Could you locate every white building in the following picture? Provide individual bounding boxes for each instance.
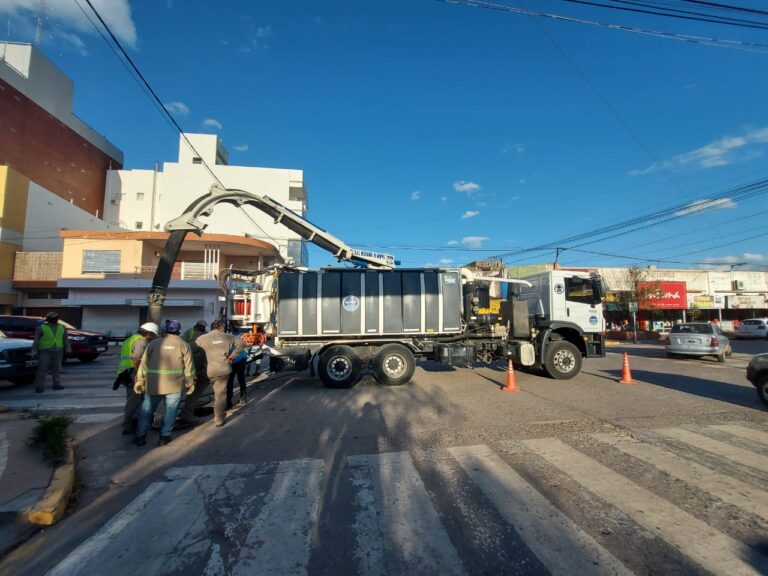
[103,134,309,266]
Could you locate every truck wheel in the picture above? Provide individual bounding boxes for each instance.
[543,341,582,380]
[318,345,361,389]
[373,344,415,386]
[756,375,768,407]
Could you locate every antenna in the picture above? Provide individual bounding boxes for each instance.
[34,0,46,46]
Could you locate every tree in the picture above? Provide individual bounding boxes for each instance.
[617,266,663,311]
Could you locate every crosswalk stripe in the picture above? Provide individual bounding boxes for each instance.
[524,438,768,576]
[449,444,632,576]
[592,432,768,521]
[657,427,768,471]
[709,424,768,446]
[47,482,166,576]
[347,451,464,576]
[231,458,324,576]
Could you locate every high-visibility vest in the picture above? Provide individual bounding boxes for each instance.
[38,323,65,350]
[117,334,143,374]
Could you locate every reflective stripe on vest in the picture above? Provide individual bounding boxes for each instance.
[38,323,64,349]
[117,334,143,374]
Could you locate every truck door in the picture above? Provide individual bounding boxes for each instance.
[563,274,602,332]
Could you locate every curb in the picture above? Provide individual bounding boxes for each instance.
[27,440,75,526]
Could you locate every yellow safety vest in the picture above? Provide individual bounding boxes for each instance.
[117,334,143,374]
[38,323,65,350]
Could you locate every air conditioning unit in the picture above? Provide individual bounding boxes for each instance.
[732,280,745,291]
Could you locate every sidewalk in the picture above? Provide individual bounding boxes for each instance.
[0,412,57,555]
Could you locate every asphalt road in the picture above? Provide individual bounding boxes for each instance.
[1,338,767,575]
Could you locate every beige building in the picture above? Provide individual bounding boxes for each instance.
[13,230,281,335]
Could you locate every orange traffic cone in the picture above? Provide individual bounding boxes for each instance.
[617,352,636,384]
[502,357,520,392]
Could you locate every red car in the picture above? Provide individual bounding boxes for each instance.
[0,315,109,363]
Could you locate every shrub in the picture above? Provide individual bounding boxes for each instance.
[30,415,73,465]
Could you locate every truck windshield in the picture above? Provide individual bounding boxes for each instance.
[565,276,596,305]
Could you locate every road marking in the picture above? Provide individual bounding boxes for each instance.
[0,431,7,481]
[593,433,768,521]
[347,451,464,576]
[524,438,768,576]
[47,482,165,576]
[657,427,768,471]
[231,458,324,576]
[709,424,768,446]
[450,444,631,576]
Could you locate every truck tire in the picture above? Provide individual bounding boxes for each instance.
[543,341,582,380]
[318,345,361,389]
[372,344,415,386]
[756,375,768,407]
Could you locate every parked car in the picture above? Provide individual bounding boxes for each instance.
[664,322,732,363]
[734,318,768,340]
[0,315,108,362]
[0,330,37,385]
[747,353,768,406]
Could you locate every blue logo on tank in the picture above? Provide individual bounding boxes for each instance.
[589,315,598,325]
[343,295,360,312]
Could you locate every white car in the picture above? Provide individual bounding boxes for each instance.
[734,318,768,340]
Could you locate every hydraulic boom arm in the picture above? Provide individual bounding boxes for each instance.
[147,184,395,324]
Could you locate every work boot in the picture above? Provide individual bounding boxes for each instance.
[133,435,147,447]
[174,419,198,431]
[158,435,172,446]
[238,396,247,407]
[215,420,225,428]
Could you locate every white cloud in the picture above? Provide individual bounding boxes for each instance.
[441,196,448,202]
[164,101,190,116]
[241,25,272,53]
[232,144,249,152]
[519,178,527,185]
[462,236,489,248]
[0,0,138,49]
[674,198,737,216]
[439,258,453,265]
[461,210,480,220]
[447,240,459,246]
[453,181,481,196]
[699,253,766,270]
[631,126,768,176]
[202,118,223,130]
[502,142,525,155]
[410,190,421,201]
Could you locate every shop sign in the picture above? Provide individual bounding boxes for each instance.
[687,294,724,309]
[727,294,767,309]
[638,281,687,310]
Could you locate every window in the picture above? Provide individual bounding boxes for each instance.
[136,192,145,201]
[565,276,595,305]
[135,221,143,230]
[82,250,121,273]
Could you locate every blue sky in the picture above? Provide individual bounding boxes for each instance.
[2,0,768,270]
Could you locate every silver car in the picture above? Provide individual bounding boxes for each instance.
[664,322,732,363]
[734,318,768,340]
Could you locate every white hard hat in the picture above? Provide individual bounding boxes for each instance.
[140,322,160,335]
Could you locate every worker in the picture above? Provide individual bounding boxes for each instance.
[196,320,243,427]
[226,334,249,408]
[185,319,208,343]
[133,319,195,447]
[31,312,70,393]
[114,322,159,435]
[176,340,209,429]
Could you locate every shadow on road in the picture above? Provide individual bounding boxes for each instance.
[605,367,763,410]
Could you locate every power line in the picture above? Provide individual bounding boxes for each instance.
[436,0,768,52]
[78,0,280,247]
